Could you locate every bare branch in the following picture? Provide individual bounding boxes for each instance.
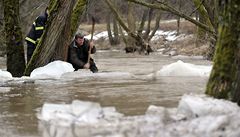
[189,0,204,16]
[126,0,216,36]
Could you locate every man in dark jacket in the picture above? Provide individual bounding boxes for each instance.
[25,7,49,63]
[68,33,98,73]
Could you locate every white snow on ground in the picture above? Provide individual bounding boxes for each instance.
[84,30,183,42]
[85,31,109,40]
[30,60,75,79]
[38,94,240,137]
[152,30,184,41]
[148,60,212,77]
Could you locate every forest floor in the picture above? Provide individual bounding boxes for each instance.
[79,20,209,57]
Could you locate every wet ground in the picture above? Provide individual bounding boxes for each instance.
[0,50,211,137]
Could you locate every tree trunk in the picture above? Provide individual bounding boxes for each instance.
[206,0,240,104]
[193,0,214,49]
[127,1,136,50]
[106,3,120,46]
[112,15,120,45]
[70,0,87,37]
[0,0,5,56]
[119,26,128,46]
[148,10,161,42]
[137,8,148,36]
[143,8,153,40]
[24,0,86,76]
[203,0,218,60]
[106,13,115,45]
[176,0,181,35]
[4,0,26,77]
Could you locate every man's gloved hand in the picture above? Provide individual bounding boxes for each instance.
[84,63,90,69]
[89,41,94,49]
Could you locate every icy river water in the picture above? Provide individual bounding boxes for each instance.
[0,50,211,137]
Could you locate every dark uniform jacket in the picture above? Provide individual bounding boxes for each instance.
[25,12,48,47]
[68,38,96,69]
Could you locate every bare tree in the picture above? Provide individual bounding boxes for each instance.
[104,0,151,54]
[4,0,26,76]
[127,0,215,35]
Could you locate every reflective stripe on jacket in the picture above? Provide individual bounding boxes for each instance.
[25,12,48,45]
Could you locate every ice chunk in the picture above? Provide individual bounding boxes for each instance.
[0,69,13,82]
[30,61,74,79]
[177,94,240,118]
[39,100,124,126]
[156,60,212,77]
[0,69,12,78]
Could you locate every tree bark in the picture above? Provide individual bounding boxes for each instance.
[143,6,153,40]
[0,0,5,56]
[24,0,87,76]
[148,10,161,42]
[4,0,26,77]
[176,0,181,35]
[106,13,115,45]
[112,15,120,45]
[70,0,87,37]
[203,0,218,60]
[137,8,148,36]
[206,0,240,105]
[127,1,136,50]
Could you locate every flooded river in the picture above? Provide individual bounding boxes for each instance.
[0,50,211,137]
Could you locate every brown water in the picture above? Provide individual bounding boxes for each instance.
[0,51,211,137]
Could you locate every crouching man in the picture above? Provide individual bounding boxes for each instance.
[68,33,98,73]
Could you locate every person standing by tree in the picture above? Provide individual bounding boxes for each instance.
[68,33,98,73]
[25,7,49,63]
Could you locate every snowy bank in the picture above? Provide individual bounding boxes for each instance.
[38,94,240,137]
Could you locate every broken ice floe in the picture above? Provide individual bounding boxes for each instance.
[38,94,240,137]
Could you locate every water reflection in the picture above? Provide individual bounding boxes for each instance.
[0,51,210,137]
[0,84,40,137]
